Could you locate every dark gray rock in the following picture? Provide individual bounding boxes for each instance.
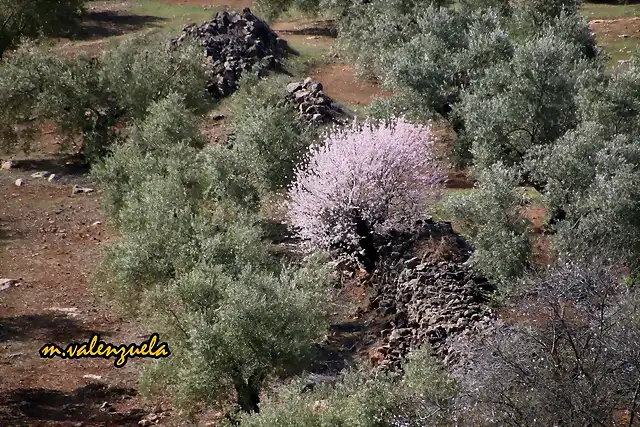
[284,77,351,125]
[169,8,289,100]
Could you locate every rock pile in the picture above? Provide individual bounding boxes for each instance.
[366,220,497,370]
[286,78,353,125]
[170,8,290,98]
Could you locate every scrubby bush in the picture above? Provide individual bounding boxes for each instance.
[0,0,86,57]
[454,258,640,426]
[229,75,317,193]
[287,117,442,253]
[444,163,531,284]
[0,34,209,161]
[234,346,456,426]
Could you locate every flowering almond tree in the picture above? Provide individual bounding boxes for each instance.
[287,117,443,256]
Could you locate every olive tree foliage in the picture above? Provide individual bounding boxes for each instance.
[460,33,591,175]
[453,259,640,426]
[0,34,209,162]
[229,75,318,193]
[0,0,85,58]
[338,0,597,165]
[253,0,333,21]
[94,95,331,415]
[336,0,454,82]
[577,54,640,139]
[530,121,640,278]
[253,0,440,21]
[448,48,640,282]
[444,163,531,284]
[232,346,457,427]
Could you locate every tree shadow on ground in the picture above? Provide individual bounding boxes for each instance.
[276,20,337,38]
[0,383,144,426]
[9,158,90,176]
[74,10,166,40]
[276,26,337,38]
[0,313,104,344]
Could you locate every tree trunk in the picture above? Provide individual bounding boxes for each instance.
[232,369,264,413]
[351,209,378,273]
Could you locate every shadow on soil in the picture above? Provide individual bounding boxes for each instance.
[0,383,144,426]
[75,10,166,40]
[10,158,90,176]
[0,314,104,344]
[277,25,338,38]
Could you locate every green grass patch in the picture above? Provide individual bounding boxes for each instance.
[129,0,220,33]
[581,2,640,20]
[432,188,474,222]
[283,39,332,76]
[600,37,640,65]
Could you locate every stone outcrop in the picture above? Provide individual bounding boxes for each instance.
[170,8,290,98]
[353,220,497,370]
[285,77,353,125]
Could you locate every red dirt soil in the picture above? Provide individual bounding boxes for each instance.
[0,167,169,426]
[312,63,392,106]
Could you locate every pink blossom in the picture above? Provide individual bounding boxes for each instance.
[287,117,443,250]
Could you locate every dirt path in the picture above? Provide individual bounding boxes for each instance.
[0,164,168,426]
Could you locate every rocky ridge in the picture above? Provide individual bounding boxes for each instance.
[345,220,497,371]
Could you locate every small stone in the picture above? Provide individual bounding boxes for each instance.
[14,178,24,187]
[31,171,51,178]
[286,82,303,93]
[415,263,427,272]
[403,257,420,269]
[295,90,311,101]
[72,185,95,195]
[83,374,103,380]
[1,160,15,170]
[0,278,16,291]
[310,82,323,92]
[47,174,57,182]
[303,77,313,86]
[91,221,102,227]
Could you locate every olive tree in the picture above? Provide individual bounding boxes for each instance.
[460,33,589,176]
[229,75,318,193]
[0,34,209,162]
[0,0,86,58]
[444,163,531,284]
[95,93,331,415]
